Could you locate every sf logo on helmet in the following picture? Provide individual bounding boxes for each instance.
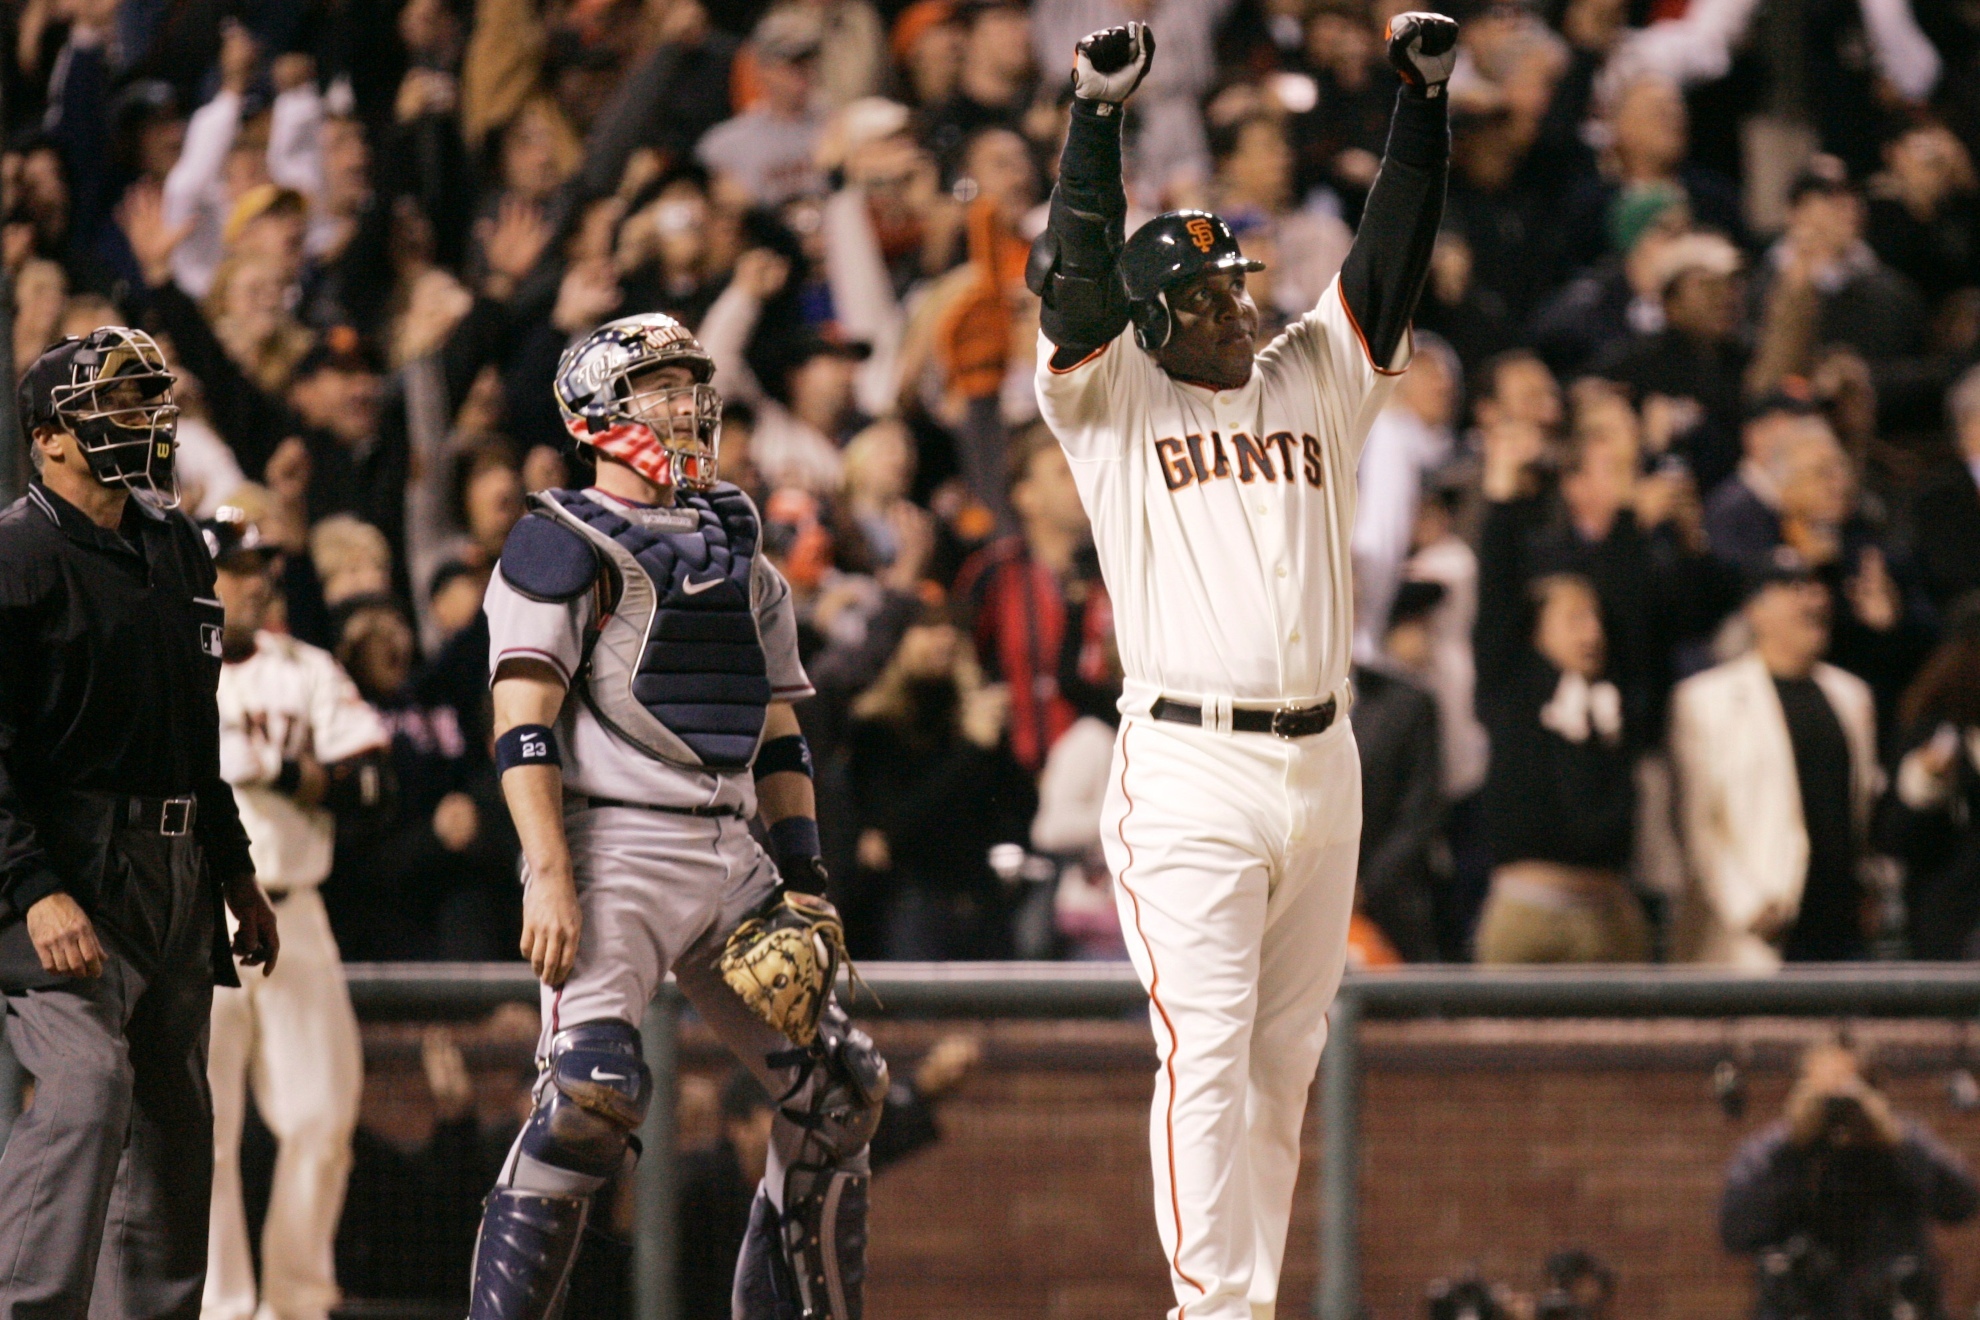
[1186,217,1217,252]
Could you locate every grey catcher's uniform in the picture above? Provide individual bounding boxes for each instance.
[483,488,814,1035]
[467,310,885,1320]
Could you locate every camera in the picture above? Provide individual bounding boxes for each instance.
[1426,1274,1508,1320]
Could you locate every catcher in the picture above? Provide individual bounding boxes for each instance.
[471,311,885,1320]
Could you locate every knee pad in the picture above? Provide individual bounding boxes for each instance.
[519,1019,652,1180]
[774,1003,887,1166]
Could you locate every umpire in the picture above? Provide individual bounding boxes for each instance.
[0,327,278,1318]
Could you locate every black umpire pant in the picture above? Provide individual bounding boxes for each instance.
[0,826,216,1320]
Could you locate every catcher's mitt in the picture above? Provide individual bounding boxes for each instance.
[719,890,858,1046]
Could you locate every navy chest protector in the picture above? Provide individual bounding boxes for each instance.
[525,487,770,770]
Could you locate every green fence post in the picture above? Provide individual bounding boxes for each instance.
[1317,983,1362,1320]
[634,990,680,1320]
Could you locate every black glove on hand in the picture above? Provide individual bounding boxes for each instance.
[1073,22,1155,105]
[1385,12,1459,96]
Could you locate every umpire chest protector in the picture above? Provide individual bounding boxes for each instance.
[504,486,771,770]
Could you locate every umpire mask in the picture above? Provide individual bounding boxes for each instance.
[19,327,182,508]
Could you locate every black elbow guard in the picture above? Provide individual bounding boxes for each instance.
[1030,227,1130,350]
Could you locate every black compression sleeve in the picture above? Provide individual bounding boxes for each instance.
[1029,99,1131,358]
[1339,86,1449,370]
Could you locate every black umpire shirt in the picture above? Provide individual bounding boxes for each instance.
[0,479,253,982]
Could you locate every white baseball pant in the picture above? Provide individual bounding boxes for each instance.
[204,887,363,1320]
[1102,714,1362,1320]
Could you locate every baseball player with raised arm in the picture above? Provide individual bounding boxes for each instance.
[1028,18,1456,1320]
[470,312,886,1320]
[203,508,393,1320]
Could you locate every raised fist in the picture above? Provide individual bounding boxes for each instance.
[1072,22,1155,106]
[1385,12,1459,95]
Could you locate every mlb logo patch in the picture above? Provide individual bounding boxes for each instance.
[201,622,224,658]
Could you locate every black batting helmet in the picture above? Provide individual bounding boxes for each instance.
[1119,210,1264,351]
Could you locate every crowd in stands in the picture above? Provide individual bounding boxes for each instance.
[6,0,1980,966]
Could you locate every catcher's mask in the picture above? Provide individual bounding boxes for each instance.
[18,327,181,507]
[554,313,723,491]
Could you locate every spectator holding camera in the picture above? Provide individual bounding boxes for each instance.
[1721,1042,1978,1320]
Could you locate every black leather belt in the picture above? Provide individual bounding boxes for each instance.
[573,795,745,819]
[121,795,197,836]
[1150,696,1339,739]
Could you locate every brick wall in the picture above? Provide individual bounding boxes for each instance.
[358,1016,1980,1320]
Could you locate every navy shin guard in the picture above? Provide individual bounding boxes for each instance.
[468,1188,590,1320]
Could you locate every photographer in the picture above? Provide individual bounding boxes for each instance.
[1720,1043,1978,1320]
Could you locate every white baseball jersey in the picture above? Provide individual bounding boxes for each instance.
[483,487,814,816]
[1035,276,1407,707]
[218,632,389,889]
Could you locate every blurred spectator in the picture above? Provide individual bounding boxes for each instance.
[697,9,827,207]
[1473,569,1646,964]
[1560,72,1742,275]
[1531,187,1690,382]
[311,514,394,606]
[1912,365,1980,611]
[703,247,869,493]
[954,425,1118,776]
[1721,1042,1977,1320]
[1733,418,1934,727]
[847,606,1037,959]
[326,599,514,960]
[1401,481,1491,956]
[1351,583,1446,962]
[1030,713,1123,959]
[1887,599,1980,959]
[1592,231,1749,494]
[1671,569,1881,969]
[1865,124,1980,298]
[10,259,66,377]
[677,1072,775,1320]
[1704,390,1821,575]
[1355,332,1457,663]
[1412,230,1514,378]
[1479,384,1714,746]
[1746,157,1928,407]
[917,1,1034,174]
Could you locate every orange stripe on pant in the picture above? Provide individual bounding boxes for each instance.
[1112,722,1206,1311]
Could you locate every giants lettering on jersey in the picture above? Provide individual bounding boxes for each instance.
[1154,431,1326,492]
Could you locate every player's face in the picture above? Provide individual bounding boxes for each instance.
[1156,270,1259,390]
[214,560,274,637]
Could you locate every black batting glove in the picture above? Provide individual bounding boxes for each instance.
[1386,12,1459,97]
[1072,22,1156,105]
